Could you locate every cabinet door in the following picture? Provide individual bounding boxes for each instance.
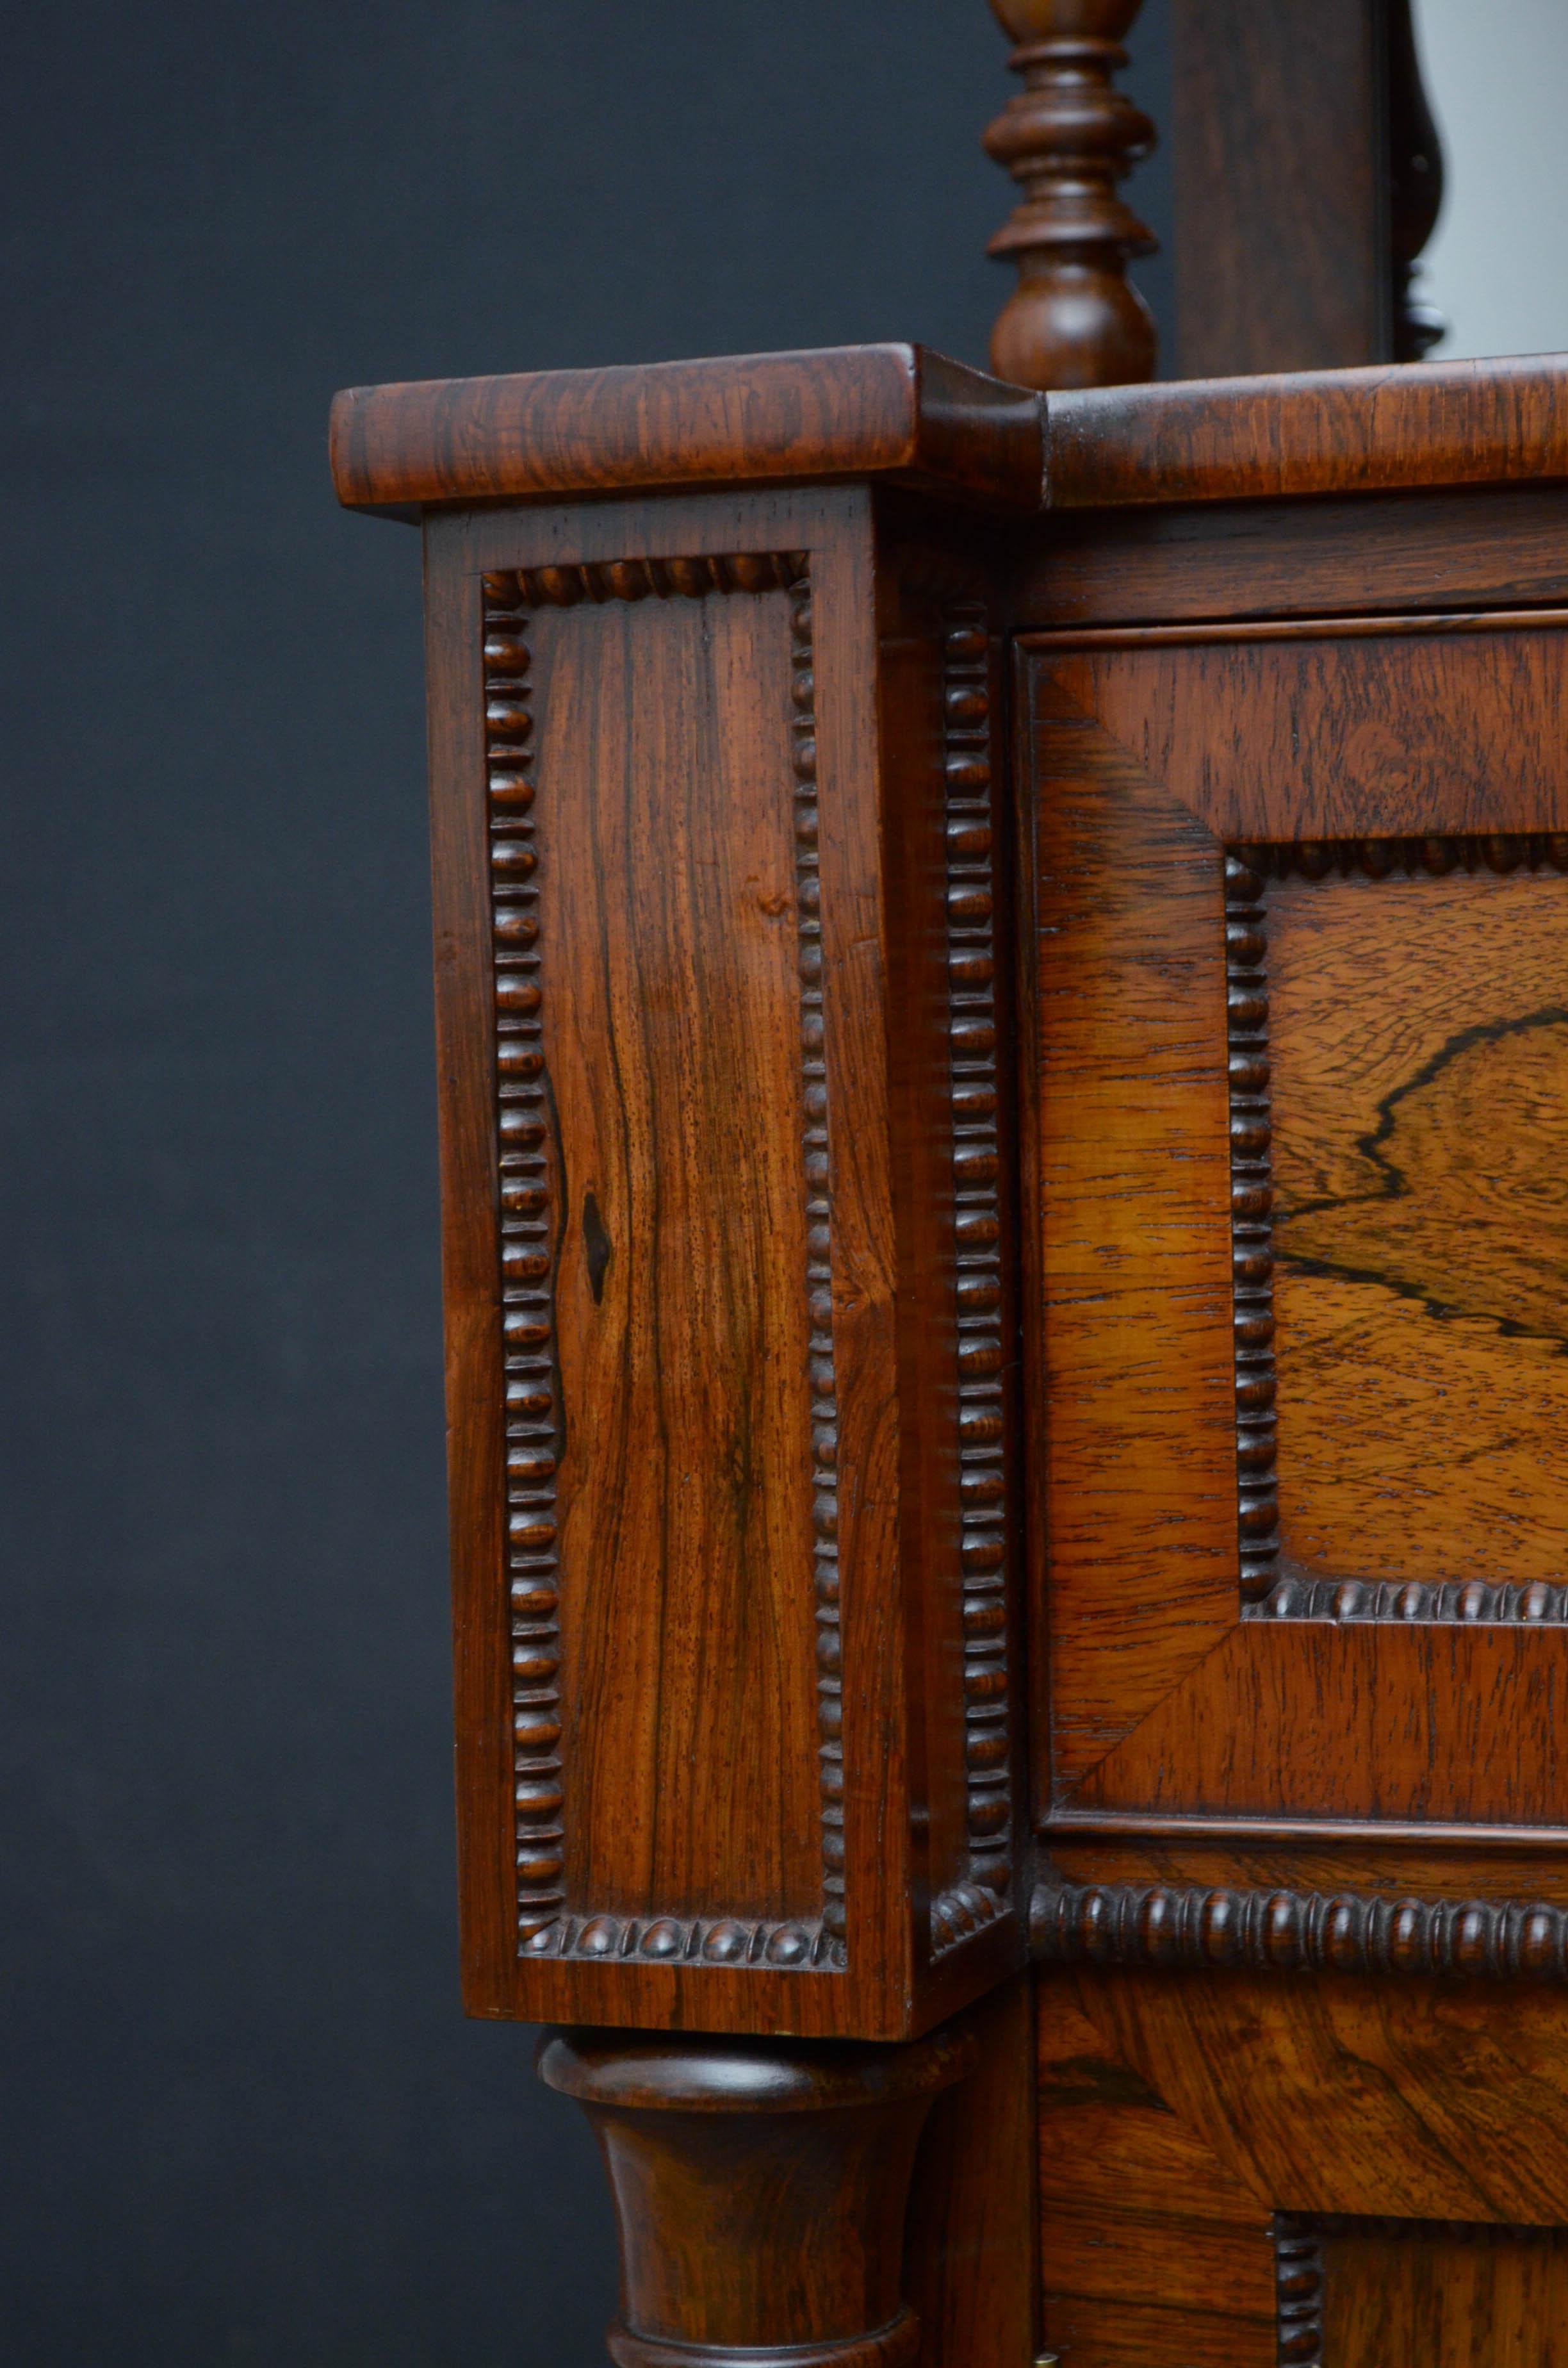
[1022,609,1568,2365]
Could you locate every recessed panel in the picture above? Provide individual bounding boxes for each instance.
[1279,2214,1568,2365]
[529,578,826,1931]
[1264,848,1568,1608]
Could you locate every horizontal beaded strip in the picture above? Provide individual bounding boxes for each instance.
[1031,1876,1568,1980]
[1263,1572,1568,1624]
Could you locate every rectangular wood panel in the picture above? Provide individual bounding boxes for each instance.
[1027,675,1236,1791]
[1305,2218,1568,2364]
[1068,623,1568,844]
[1024,623,1568,1837]
[533,584,822,1928]
[1266,854,1568,1609]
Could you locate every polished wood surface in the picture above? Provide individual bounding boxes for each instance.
[981,0,1156,393]
[1309,2218,1568,2364]
[1045,350,1568,507]
[1017,485,1568,633]
[1269,859,1568,1603]
[532,571,822,1930]
[331,345,1045,518]
[427,484,1024,2039]
[339,334,1568,2363]
[1040,1965,1568,2364]
[1027,666,1234,1782]
[903,1978,1037,2368]
[539,2021,972,2368]
[1170,0,1389,377]
[1022,607,1568,1842]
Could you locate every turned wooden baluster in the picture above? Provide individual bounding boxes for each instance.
[983,0,1157,391]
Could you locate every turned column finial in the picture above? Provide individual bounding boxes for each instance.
[982,0,1157,391]
[540,2025,974,2368]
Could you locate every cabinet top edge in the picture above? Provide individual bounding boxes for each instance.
[329,341,1046,520]
[1047,350,1568,509]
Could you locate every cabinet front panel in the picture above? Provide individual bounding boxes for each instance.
[1023,620,1568,1836]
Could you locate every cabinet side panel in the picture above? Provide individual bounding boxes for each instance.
[424,536,514,2000]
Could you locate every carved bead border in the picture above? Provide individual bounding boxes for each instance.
[931,600,1016,1958]
[1227,831,1568,1624]
[481,552,846,1973]
[1223,850,1278,1606]
[1031,1875,1568,1981]
[1272,2220,1325,2368]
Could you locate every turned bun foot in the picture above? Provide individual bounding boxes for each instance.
[538,2025,975,2368]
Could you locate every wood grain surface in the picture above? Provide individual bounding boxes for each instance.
[1072,1968,1568,2223]
[1314,2219,1568,2363]
[428,486,1025,2039]
[1037,1977,1275,2364]
[1040,1963,1568,2363]
[1016,485,1568,635]
[1025,626,1568,1834]
[1045,625,1568,843]
[535,582,821,1927]
[331,344,1045,517]
[1045,350,1568,509]
[1269,865,1568,1595]
[1076,1618,1568,1827]
[1027,678,1236,1789]
[904,1978,1036,2368]
[1170,0,1385,378]
[539,2021,972,2368]
[981,0,1157,394]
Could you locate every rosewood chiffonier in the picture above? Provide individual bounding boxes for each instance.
[332,6,1568,2361]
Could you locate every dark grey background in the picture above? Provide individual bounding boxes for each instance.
[0,4,1170,2361]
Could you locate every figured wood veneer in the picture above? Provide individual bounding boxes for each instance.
[1045,350,1568,509]
[331,345,1045,518]
[1027,619,1568,1834]
[1240,839,1568,1619]
[1277,2214,1568,2366]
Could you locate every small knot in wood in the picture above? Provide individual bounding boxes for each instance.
[982,0,1157,392]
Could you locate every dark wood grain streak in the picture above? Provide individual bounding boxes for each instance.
[1264,847,1568,1615]
[331,345,1045,518]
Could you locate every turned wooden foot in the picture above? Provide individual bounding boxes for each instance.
[538,2025,975,2368]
